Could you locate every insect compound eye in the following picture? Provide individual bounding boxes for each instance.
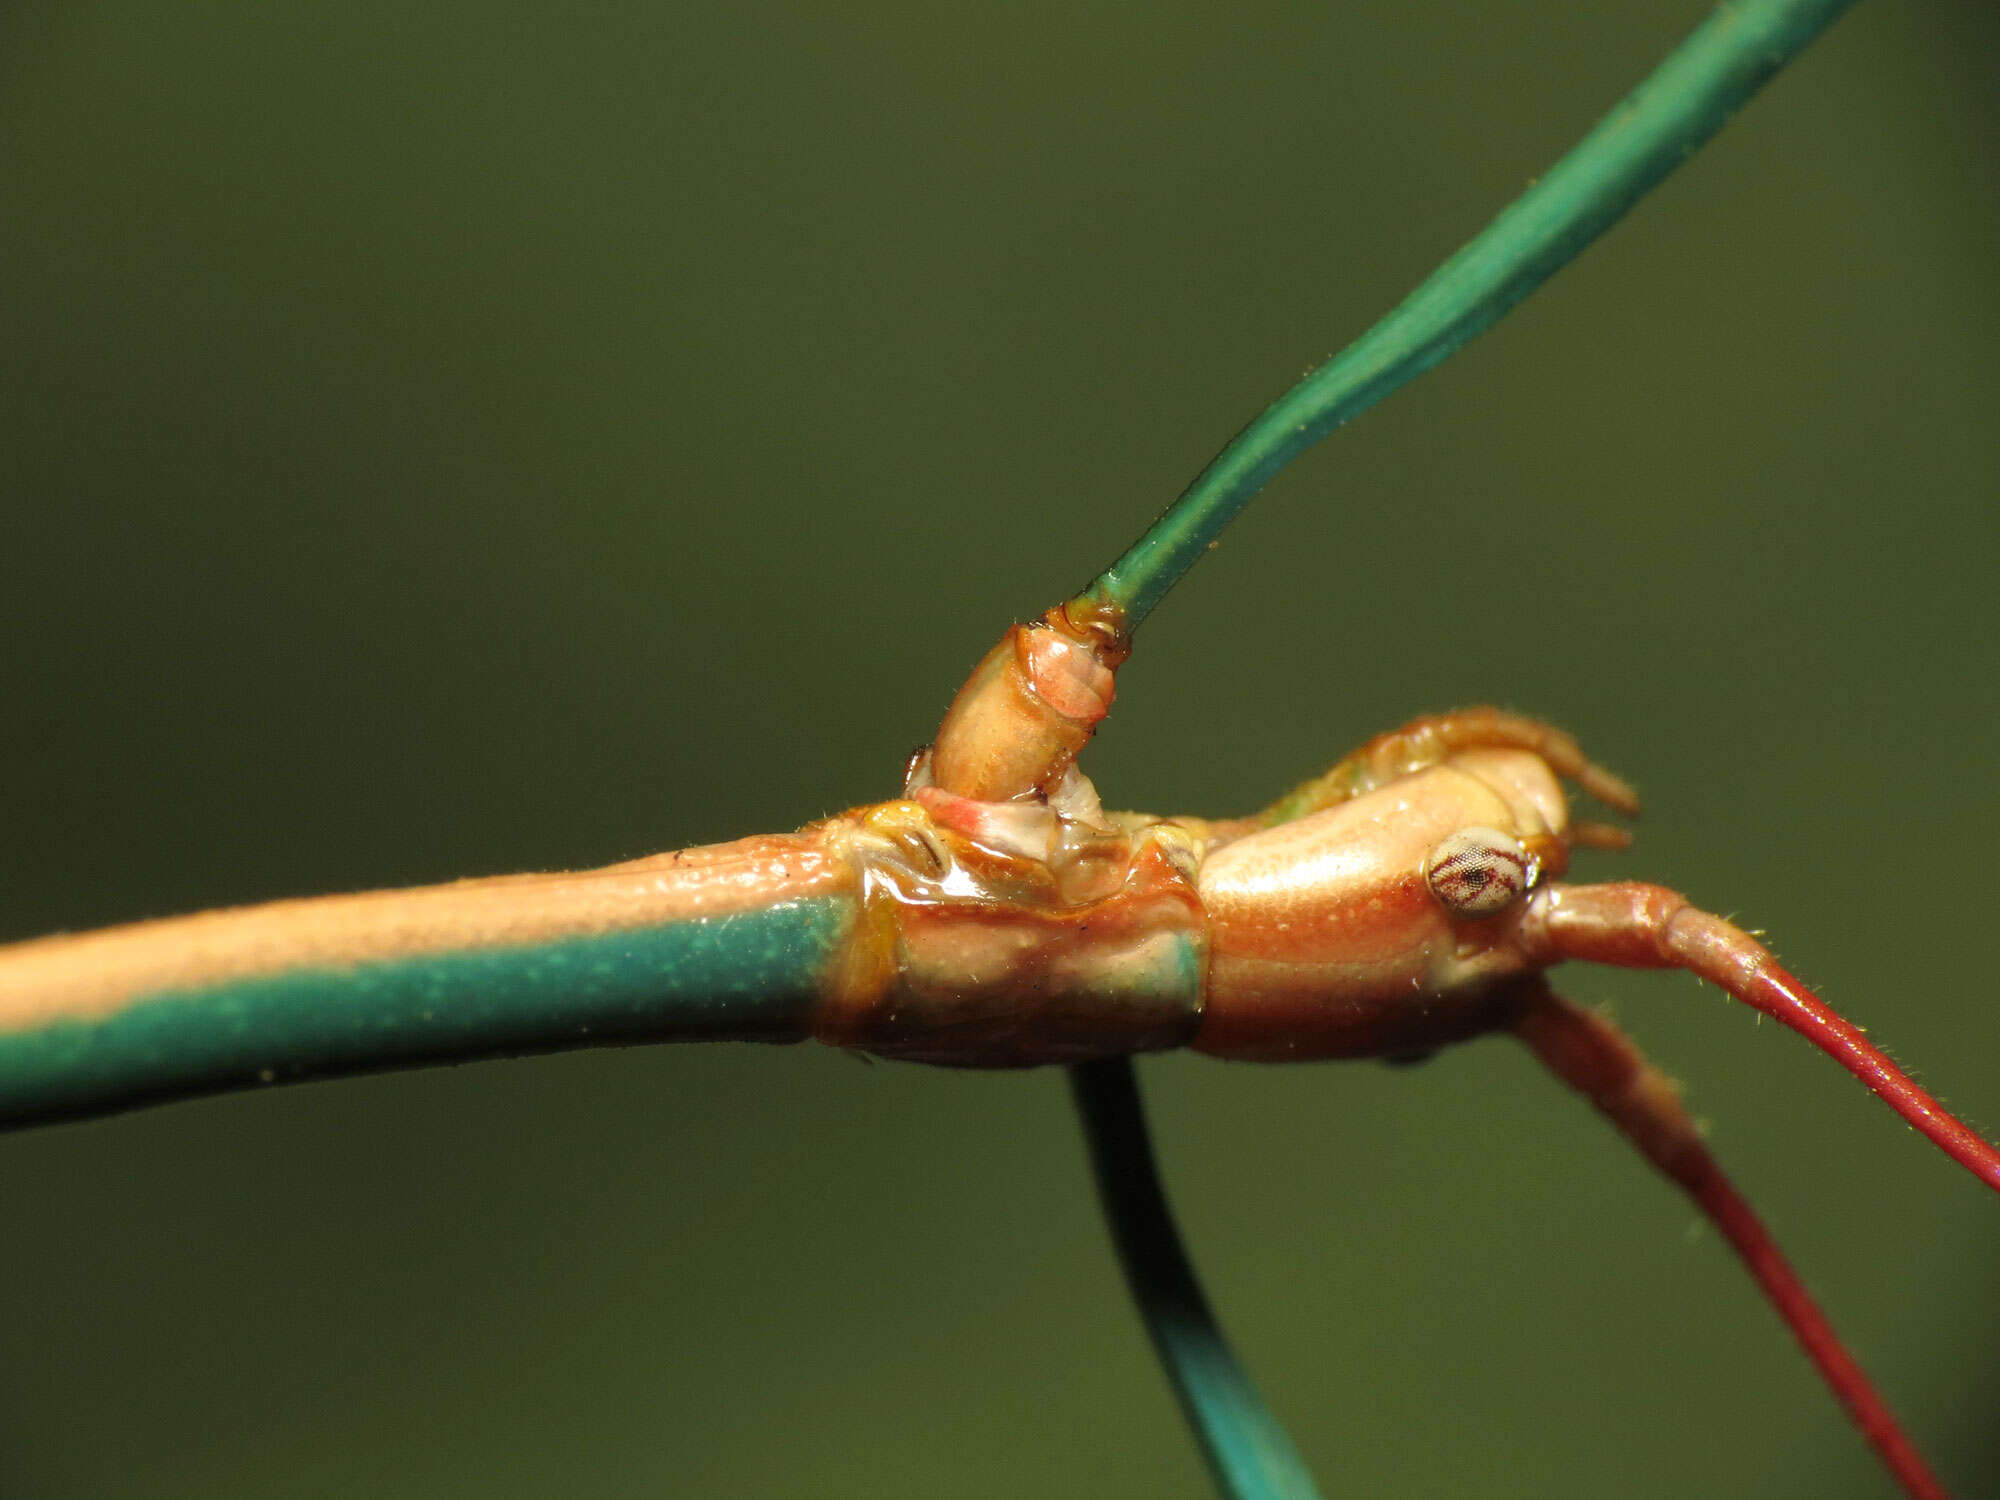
[1425,826,1537,919]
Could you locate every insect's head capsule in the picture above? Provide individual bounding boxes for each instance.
[1193,750,1569,1062]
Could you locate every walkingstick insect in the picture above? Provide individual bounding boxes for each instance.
[3,0,1996,1495]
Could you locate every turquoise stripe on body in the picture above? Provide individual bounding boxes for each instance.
[0,897,850,1128]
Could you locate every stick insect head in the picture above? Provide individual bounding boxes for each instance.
[1192,747,1577,1061]
[1194,710,2000,1195]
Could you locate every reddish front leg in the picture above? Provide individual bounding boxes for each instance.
[1514,981,1948,1500]
[1515,882,2000,1194]
[1182,709,1999,1496]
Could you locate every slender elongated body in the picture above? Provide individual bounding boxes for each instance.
[0,717,1632,1112]
[0,688,1989,1499]
[0,728,1568,1107]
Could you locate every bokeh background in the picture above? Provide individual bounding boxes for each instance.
[2,2,1996,1496]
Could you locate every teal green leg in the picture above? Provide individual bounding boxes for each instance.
[1070,1058,1324,1500]
[1084,0,1859,627]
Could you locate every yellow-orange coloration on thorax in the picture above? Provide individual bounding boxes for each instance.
[1195,751,1567,1060]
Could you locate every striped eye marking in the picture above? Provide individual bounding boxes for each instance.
[1425,826,1536,918]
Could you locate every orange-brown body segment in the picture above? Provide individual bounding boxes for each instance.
[1194,751,1566,1060]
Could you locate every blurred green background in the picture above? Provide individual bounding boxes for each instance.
[1,2,1995,1495]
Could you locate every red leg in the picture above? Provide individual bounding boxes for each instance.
[1513,982,1949,1500]
[1520,882,2000,1195]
